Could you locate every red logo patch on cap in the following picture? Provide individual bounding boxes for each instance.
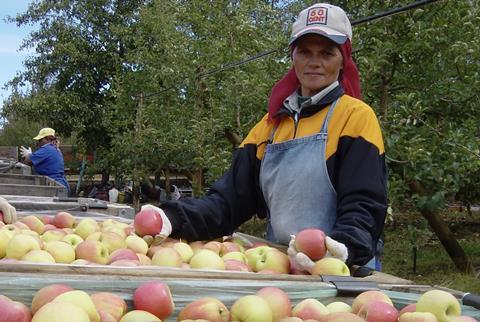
[306,7,328,26]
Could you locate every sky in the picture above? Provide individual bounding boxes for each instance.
[0,1,36,111]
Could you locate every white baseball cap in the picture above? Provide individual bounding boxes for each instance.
[289,3,352,46]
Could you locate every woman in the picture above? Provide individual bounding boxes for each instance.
[147,3,387,270]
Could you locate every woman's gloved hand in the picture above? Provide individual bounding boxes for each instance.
[20,146,32,158]
[138,204,172,246]
[0,197,17,224]
[287,235,348,273]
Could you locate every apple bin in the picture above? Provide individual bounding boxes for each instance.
[0,211,478,321]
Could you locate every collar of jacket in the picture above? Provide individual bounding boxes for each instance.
[273,84,344,119]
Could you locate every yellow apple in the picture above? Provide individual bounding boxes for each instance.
[189,249,225,270]
[20,215,45,234]
[62,234,84,248]
[230,295,273,322]
[125,234,149,255]
[32,301,90,322]
[41,229,67,242]
[6,234,41,259]
[90,292,127,321]
[31,283,74,314]
[119,310,161,322]
[43,240,76,263]
[75,240,110,265]
[173,241,194,262]
[310,257,350,276]
[21,249,56,263]
[0,229,15,258]
[74,218,100,239]
[87,231,126,253]
[151,247,183,267]
[53,290,100,322]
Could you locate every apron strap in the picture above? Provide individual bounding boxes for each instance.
[319,98,339,134]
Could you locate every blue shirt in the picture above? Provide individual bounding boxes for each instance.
[30,143,69,192]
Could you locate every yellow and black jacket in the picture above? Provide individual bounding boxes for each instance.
[163,86,387,266]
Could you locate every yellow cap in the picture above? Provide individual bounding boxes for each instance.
[33,128,56,140]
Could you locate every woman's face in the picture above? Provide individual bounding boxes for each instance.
[292,34,343,97]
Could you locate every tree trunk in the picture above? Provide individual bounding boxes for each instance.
[409,181,475,274]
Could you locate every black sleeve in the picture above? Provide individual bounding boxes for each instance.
[161,143,266,242]
[327,136,388,266]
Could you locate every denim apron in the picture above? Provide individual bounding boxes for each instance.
[260,99,338,245]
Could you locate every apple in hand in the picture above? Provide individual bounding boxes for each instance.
[119,310,161,322]
[292,298,329,321]
[0,294,31,322]
[75,240,110,265]
[398,312,439,322]
[351,290,393,314]
[310,257,350,276]
[358,299,399,322]
[32,301,90,322]
[90,292,127,321]
[177,297,229,322]
[31,283,74,314]
[230,295,273,322]
[189,249,225,270]
[294,228,327,260]
[256,287,292,321]
[133,281,174,320]
[133,208,163,236]
[416,289,461,322]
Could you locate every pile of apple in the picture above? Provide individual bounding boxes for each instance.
[0,280,477,322]
[0,209,349,277]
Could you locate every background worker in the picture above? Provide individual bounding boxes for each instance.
[20,127,70,194]
[145,3,387,271]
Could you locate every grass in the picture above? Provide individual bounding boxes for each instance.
[238,210,480,294]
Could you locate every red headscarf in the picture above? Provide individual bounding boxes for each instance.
[267,39,361,120]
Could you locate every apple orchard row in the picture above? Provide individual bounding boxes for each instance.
[0,280,476,321]
[0,211,348,275]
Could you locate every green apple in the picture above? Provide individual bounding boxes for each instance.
[74,218,100,239]
[43,240,76,263]
[397,311,439,322]
[62,234,84,248]
[119,310,161,322]
[310,257,350,276]
[6,234,41,259]
[189,249,225,270]
[222,251,247,263]
[245,246,290,274]
[292,298,329,321]
[416,289,461,322]
[53,290,100,322]
[32,301,90,322]
[230,295,273,322]
[125,234,149,255]
[41,229,67,242]
[0,229,15,258]
[21,249,56,263]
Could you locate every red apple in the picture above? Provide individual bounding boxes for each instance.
[294,228,327,260]
[177,297,229,322]
[110,259,140,266]
[358,300,399,322]
[52,212,76,229]
[31,284,74,314]
[398,303,417,317]
[133,281,174,320]
[351,290,393,314]
[224,259,251,272]
[107,248,139,264]
[133,208,163,237]
[0,294,31,322]
[90,292,127,321]
[75,240,110,265]
[256,287,292,321]
[292,298,329,321]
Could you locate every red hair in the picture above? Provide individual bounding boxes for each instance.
[267,39,361,120]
